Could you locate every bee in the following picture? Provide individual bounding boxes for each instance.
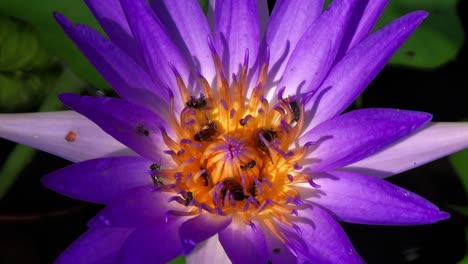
[254,128,277,160]
[194,121,218,142]
[135,123,149,136]
[151,175,164,186]
[288,100,300,123]
[149,163,163,186]
[150,163,161,171]
[240,160,256,170]
[184,191,193,206]
[186,95,207,110]
[221,178,247,201]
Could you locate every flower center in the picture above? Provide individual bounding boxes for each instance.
[149,44,313,239]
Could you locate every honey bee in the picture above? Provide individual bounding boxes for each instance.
[194,121,218,142]
[151,175,164,186]
[288,100,300,123]
[254,128,277,160]
[135,123,149,136]
[186,95,207,110]
[149,163,163,186]
[240,160,256,170]
[185,191,193,206]
[149,163,161,171]
[221,178,247,201]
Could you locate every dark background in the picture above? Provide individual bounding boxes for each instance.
[0,1,467,263]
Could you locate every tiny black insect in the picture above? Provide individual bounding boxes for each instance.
[135,123,149,136]
[150,163,161,171]
[273,248,281,253]
[151,175,164,186]
[254,128,277,159]
[288,100,300,123]
[222,178,247,201]
[186,95,207,110]
[240,160,256,170]
[185,191,193,206]
[194,121,218,142]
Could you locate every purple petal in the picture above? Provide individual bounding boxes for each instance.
[118,221,183,263]
[278,0,358,97]
[150,0,215,83]
[59,94,169,162]
[346,122,468,178]
[0,111,128,162]
[264,0,323,96]
[54,14,170,117]
[262,228,297,263]
[257,0,269,38]
[120,0,189,111]
[285,205,363,263]
[179,212,231,254]
[84,0,144,66]
[186,235,231,263]
[54,227,133,264]
[219,221,268,264]
[297,170,449,225]
[299,108,431,172]
[336,0,389,59]
[304,11,428,129]
[88,186,190,228]
[41,156,159,204]
[215,0,259,79]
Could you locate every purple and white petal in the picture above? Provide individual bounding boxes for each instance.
[257,0,269,39]
[119,220,184,264]
[88,186,190,228]
[0,111,128,162]
[296,170,449,225]
[214,0,259,81]
[336,0,389,59]
[84,0,144,66]
[41,156,160,204]
[278,0,358,98]
[54,227,133,264]
[262,227,297,264]
[179,212,231,254]
[346,122,468,178]
[304,11,428,130]
[284,205,363,263]
[59,94,169,162]
[186,235,231,264]
[299,108,431,172]
[264,0,323,99]
[219,220,268,264]
[150,0,215,84]
[120,0,189,112]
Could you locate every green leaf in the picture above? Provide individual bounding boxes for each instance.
[198,0,209,14]
[375,0,464,68]
[168,255,185,264]
[449,149,468,192]
[0,0,109,90]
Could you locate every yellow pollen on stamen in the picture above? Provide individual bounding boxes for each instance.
[158,48,309,235]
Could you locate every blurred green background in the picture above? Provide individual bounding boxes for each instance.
[0,0,466,263]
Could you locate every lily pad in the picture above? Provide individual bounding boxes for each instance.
[449,148,468,192]
[375,0,464,68]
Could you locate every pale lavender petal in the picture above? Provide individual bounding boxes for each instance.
[88,186,190,228]
[299,108,431,172]
[346,122,468,178]
[278,0,358,97]
[286,205,363,263]
[120,0,188,111]
[59,94,168,162]
[54,13,170,117]
[0,111,128,162]
[186,235,231,264]
[84,0,144,65]
[297,171,449,225]
[179,212,231,254]
[41,156,160,204]
[257,0,269,38]
[262,227,297,264]
[119,221,183,263]
[215,0,259,79]
[304,11,428,130]
[219,221,268,264]
[54,227,133,264]
[337,0,389,58]
[150,0,215,83]
[264,0,324,97]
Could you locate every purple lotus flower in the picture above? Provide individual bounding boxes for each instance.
[1,0,468,263]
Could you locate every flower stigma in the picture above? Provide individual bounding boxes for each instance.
[147,41,314,243]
